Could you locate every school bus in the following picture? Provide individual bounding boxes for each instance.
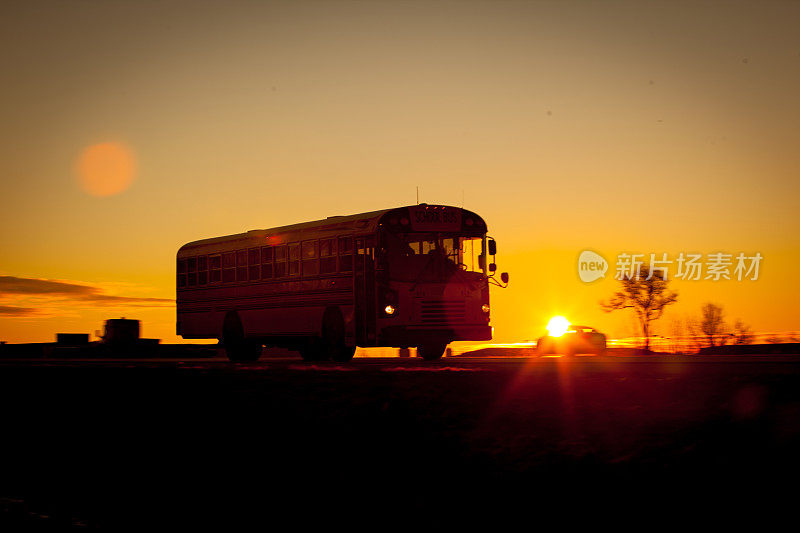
[176,204,508,361]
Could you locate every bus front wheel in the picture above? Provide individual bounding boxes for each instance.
[322,308,355,362]
[417,343,446,361]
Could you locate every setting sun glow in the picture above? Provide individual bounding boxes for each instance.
[76,142,136,197]
[546,316,570,337]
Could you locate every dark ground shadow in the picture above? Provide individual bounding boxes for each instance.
[1,361,798,528]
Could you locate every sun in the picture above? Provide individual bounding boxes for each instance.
[546,316,570,337]
[76,142,136,197]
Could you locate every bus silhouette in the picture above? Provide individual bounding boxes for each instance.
[176,204,508,361]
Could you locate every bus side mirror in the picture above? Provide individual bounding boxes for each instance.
[488,239,497,256]
[501,272,509,284]
[478,255,486,270]
[489,263,497,273]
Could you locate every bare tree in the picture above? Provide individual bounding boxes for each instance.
[601,266,678,353]
[685,315,705,353]
[733,319,754,345]
[669,316,684,354]
[700,303,728,347]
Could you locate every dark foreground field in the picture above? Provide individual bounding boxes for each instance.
[2,356,799,529]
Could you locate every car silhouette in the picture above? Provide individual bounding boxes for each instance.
[537,325,607,356]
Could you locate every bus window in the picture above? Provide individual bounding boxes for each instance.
[320,238,337,274]
[261,246,273,279]
[288,244,300,276]
[177,259,187,288]
[339,237,353,272]
[209,255,222,283]
[461,236,483,273]
[320,238,334,257]
[236,250,247,281]
[248,248,260,280]
[441,238,458,265]
[187,257,197,286]
[198,255,208,285]
[275,245,287,277]
[223,252,236,283]
[302,240,319,277]
[355,239,364,272]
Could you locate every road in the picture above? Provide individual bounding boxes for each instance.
[1,354,798,528]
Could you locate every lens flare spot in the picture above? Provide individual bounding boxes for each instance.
[76,142,136,197]
[547,316,570,337]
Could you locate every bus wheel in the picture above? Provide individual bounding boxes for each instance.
[322,308,355,362]
[417,343,446,361]
[223,312,261,362]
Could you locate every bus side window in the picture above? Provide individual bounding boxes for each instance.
[289,242,300,276]
[288,244,300,276]
[177,259,187,288]
[236,250,247,281]
[198,255,208,285]
[302,240,319,277]
[442,237,457,264]
[275,245,287,277]
[223,252,236,283]
[320,238,337,274]
[248,248,260,281]
[187,257,197,286]
[209,255,222,283]
[339,237,353,272]
[261,246,273,279]
[355,239,365,272]
[365,236,375,260]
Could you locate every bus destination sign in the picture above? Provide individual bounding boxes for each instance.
[408,205,462,231]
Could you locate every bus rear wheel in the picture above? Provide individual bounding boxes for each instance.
[417,343,446,361]
[223,312,261,362]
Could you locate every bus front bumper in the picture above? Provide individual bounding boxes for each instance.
[378,325,492,347]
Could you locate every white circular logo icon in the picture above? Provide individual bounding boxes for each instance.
[578,250,608,283]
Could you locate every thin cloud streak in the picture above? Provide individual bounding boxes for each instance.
[0,305,38,316]
[0,275,174,307]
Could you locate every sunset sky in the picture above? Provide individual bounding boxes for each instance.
[1,0,799,344]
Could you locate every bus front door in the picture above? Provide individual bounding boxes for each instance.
[354,237,376,346]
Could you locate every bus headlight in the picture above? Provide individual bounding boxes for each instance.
[384,305,396,315]
[481,304,490,313]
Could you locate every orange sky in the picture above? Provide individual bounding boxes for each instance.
[1,1,799,344]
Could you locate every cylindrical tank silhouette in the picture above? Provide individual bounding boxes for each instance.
[103,318,140,346]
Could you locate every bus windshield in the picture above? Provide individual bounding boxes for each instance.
[380,232,485,282]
